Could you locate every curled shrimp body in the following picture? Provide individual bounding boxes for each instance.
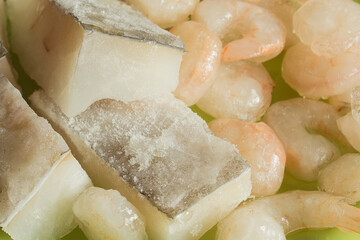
[337,112,360,152]
[170,21,222,106]
[216,190,360,240]
[282,43,360,99]
[264,98,350,181]
[337,87,360,152]
[293,0,360,58]
[209,119,286,197]
[193,0,286,62]
[197,61,273,122]
[318,154,360,201]
[244,0,307,48]
[125,0,199,29]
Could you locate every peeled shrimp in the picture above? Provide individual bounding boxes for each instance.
[209,119,286,197]
[282,43,360,99]
[197,61,273,122]
[337,87,360,152]
[293,0,360,58]
[193,0,286,62]
[328,90,352,113]
[170,21,222,106]
[244,0,307,48]
[318,154,360,201]
[125,0,199,29]
[216,190,360,240]
[337,113,360,152]
[264,98,350,181]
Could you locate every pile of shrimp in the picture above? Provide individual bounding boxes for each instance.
[128,0,360,239]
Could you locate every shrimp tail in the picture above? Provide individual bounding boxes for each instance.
[336,203,360,234]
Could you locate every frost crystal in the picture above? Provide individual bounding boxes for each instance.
[32,92,249,218]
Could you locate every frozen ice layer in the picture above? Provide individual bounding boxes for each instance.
[0,77,92,240]
[7,0,185,116]
[73,187,148,240]
[30,91,252,240]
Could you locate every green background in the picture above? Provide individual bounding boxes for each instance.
[2,0,360,239]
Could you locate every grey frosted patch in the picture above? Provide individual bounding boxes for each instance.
[50,0,184,50]
[32,92,249,218]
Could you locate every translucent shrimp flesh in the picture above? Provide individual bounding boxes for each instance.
[244,0,307,48]
[73,187,148,240]
[337,87,360,152]
[216,190,360,240]
[209,119,286,197]
[282,43,360,99]
[264,98,351,181]
[197,61,273,122]
[293,0,360,58]
[170,21,222,106]
[125,0,199,29]
[318,153,360,201]
[328,90,352,113]
[193,0,286,62]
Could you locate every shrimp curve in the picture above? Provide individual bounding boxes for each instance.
[264,98,350,181]
[318,153,360,202]
[125,0,200,29]
[216,190,360,240]
[293,0,360,58]
[193,0,286,62]
[170,21,222,106]
[282,43,360,99]
[197,61,273,122]
[209,119,286,197]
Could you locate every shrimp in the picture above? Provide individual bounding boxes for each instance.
[209,119,286,197]
[337,87,360,152]
[197,61,273,122]
[264,98,351,181]
[73,187,148,240]
[192,0,286,63]
[216,190,360,240]
[293,0,360,58]
[318,154,360,201]
[328,90,352,113]
[125,0,199,29]
[170,21,222,106]
[244,0,307,48]
[282,43,360,99]
[337,113,360,153]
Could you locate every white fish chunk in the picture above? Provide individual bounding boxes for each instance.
[7,0,185,116]
[30,90,252,240]
[0,77,92,240]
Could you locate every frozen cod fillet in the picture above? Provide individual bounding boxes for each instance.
[7,0,185,117]
[73,187,148,240]
[0,78,93,240]
[30,91,252,240]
